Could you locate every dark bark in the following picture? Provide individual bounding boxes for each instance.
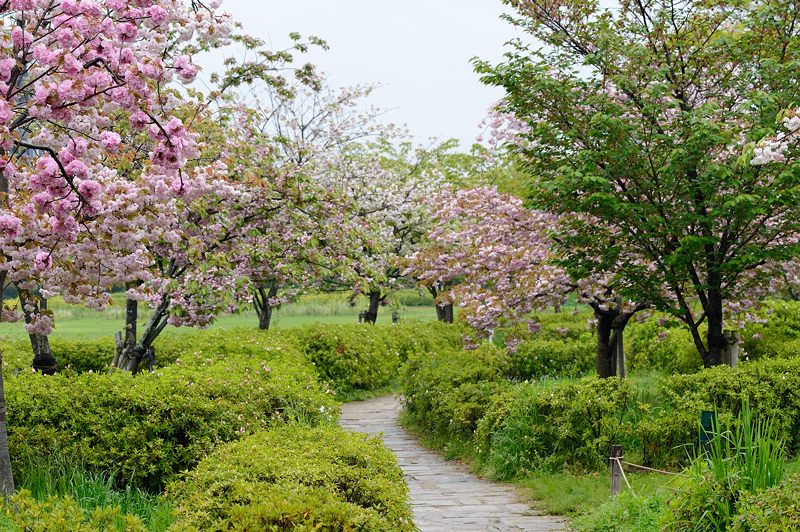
[436,303,454,324]
[595,309,617,378]
[428,285,454,324]
[254,281,279,331]
[115,295,169,374]
[17,289,56,374]
[704,290,725,368]
[364,291,383,324]
[0,349,14,497]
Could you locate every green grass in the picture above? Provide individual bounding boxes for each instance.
[3,461,176,531]
[518,470,677,518]
[0,292,438,341]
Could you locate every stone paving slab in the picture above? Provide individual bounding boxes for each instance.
[339,395,568,532]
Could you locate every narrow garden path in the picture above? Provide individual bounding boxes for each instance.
[339,395,567,532]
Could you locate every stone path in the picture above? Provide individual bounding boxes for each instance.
[339,395,567,532]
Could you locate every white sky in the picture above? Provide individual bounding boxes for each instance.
[196,0,523,149]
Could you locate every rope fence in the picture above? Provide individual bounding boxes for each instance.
[609,445,683,497]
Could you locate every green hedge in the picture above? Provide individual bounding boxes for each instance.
[1,490,150,532]
[168,425,414,531]
[733,473,800,531]
[287,322,463,396]
[655,358,800,458]
[3,337,115,373]
[7,343,336,491]
[477,377,630,476]
[506,336,595,381]
[402,344,512,440]
[402,347,800,478]
[626,320,704,374]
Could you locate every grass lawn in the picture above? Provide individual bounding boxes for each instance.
[0,292,438,341]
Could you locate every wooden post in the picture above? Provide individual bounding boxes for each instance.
[616,325,625,380]
[723,330,739,368]
[610,444,623,496]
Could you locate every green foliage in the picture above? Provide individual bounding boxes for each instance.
[663,358,800,456]
[507,336,595,381]
[733,473,800,531]
[626,320,704,374]
[168,425,414,531]
[479,378,631,476]
[402,344,512,440]
[663,403,786,531]
[288,322,462,396]
[741,301,800,360]
[573,490,668,532]
[7,346,336,491]
[3,337,115,373]
[6,461,175,531]
[2,489,149,532]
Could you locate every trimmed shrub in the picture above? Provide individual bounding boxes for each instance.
[2,490,148,532]
[402,344,512,439]
[287,322,463,395]
[478,377,631,476]
[7,345,337,490]
[626,320,703,374]
[507,336,595,381]
[663,358,800,455]
[168,425,414,531]
[3,337,115,373]
[733,473,800,531]
[289,324,399,395]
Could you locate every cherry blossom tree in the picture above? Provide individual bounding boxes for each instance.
[407,186,570,330]
[319,138,446,323]
[475,0,800,367]
[0,0,237,497]
[222,83,378,329]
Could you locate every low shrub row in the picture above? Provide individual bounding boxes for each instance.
[402,348,800,477]
[5,321,465,400]
[285,321,463,396]
[169,425,414,530]
[7,340,337,491]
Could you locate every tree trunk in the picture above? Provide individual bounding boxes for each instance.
[115,295,169,374]
[124,296,138,351]
[17,289,56,374]
[438,303,454,324]
[704,290,725,368]
[254,281,279,331]
[595,309,616,378]
[0,349,14,498]
[0,273,13,497]
[364,291,382,324]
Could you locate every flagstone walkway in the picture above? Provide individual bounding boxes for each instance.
[339,395,568,532]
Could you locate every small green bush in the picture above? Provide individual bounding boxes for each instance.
[8,344,336,491]
[289,324,399,394]
[741,300,800,360]
[479,377,632,476]
[2,489,148,531]
[626,320,703,374]
[3,337,115,373]
[287,322,462,395]
[663,358,800,456]
[733,473,800,531]
[507,336,595,381]
[402,344,512,439]
[168,425,414,531]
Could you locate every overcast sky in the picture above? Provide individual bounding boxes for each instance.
[196,0,522,149]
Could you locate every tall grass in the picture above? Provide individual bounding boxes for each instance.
[11,460,175,531]
[669,400,786,531]
[703,401,785,494]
